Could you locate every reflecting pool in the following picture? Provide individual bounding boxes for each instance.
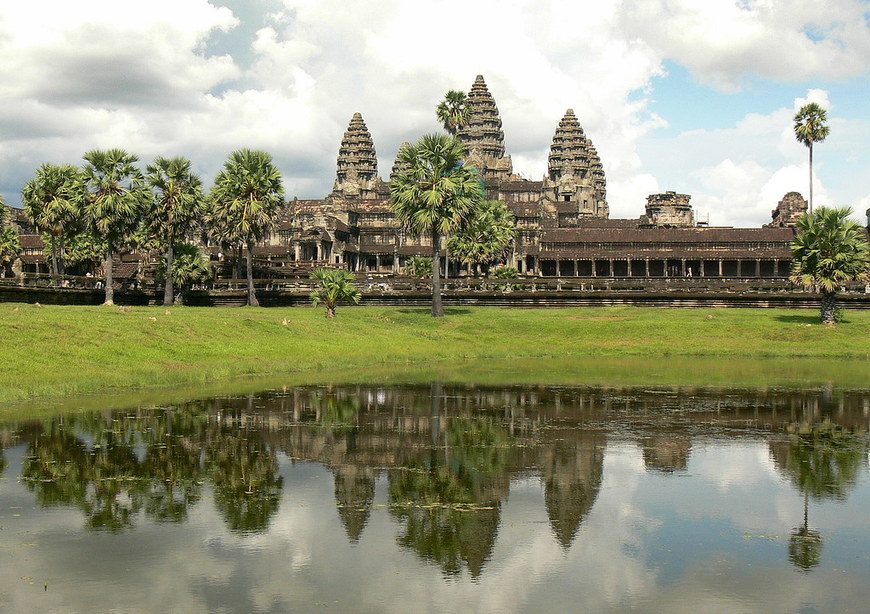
[1,383,869,613]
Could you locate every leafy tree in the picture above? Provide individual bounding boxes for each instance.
[145,157,206,305]
[209,149,285,307]
[790,207,870,324]
[63,230,108,276]
[156,243,212,304]
[390,134,484,317]
[405,255,433,278]
[447,200,517,276]
[80,149,150,305]
[21,163,82,276]
[493,265,522,291]
[794,102,830,213]
[0,200,21,275]
[436,90,472,136]
[310,267,362,318]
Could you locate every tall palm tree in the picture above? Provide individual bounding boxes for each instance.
[794,103,830,213]
[310,268,361,318]
[447,200,517,276]
[80,149,150,305]
[22,163,82,276]
[145,157,206,305]
[390,134,484,317]
[436,90,472,136]
[791,206,870,324]
[209,149,285,307]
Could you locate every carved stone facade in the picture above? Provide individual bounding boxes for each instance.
[765,192,807,228]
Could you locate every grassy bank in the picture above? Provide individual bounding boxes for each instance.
[2,303,869,405]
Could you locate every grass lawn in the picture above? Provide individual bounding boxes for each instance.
[2,303,869,406]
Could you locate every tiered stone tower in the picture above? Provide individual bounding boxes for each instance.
[389,141,411,182]
[457,75,513,181]
[765,192,807,228]
[333,112,381,198]
[544,109,608,219]
[641,191,695,227]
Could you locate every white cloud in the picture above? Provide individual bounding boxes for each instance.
[619,0,870,91]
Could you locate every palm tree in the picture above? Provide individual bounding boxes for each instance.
[157,243,211,304]
[390,134,484,317]
[310,268,362,318]
[447,200,517,276]
[209,149,285,307]
[790,207,870,324]
[21,163,81,276]
[437,90,472,136]
[145,157,206,305]
[794,103,830,213]
[80,149,150,305]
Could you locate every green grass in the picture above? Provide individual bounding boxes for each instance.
[1,303,869,408]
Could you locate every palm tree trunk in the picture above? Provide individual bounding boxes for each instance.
[163,242,174,306]
[233,246,241,290]
[58,234,65,277]
[104,245,114,305]
[50,235,58,277]
[820,291,837,324]
[808,143,814,214]
[431,229,443,317]
[326,305,336,318]
[246,240,259,307]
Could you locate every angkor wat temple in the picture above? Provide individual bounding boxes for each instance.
[271,74,807,280]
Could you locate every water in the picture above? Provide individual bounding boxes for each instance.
[1,384,868,613]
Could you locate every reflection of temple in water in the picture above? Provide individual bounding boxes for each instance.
[642,436,692,473]
[4,383,869,578]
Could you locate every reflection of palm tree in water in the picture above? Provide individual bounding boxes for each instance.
[789,491,822,572]
[388,391,513,578]
[771,423,868,571]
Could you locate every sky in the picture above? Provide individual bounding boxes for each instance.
[0,0,868,227]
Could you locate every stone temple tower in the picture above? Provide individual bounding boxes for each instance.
[333,112,381,199]
[456,75,513,182]
[544,109,608,219]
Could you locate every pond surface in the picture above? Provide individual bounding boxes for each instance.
[1,383,869,613]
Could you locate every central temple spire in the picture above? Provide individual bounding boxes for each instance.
[544,109,608,218]
[456,75,513,181]
[333,112,380,198]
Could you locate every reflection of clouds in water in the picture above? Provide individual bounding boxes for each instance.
[2,435,868,612]
[691,443,780,492]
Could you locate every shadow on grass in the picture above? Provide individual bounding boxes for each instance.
[395,308,473,316]
[775,314,821,324]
